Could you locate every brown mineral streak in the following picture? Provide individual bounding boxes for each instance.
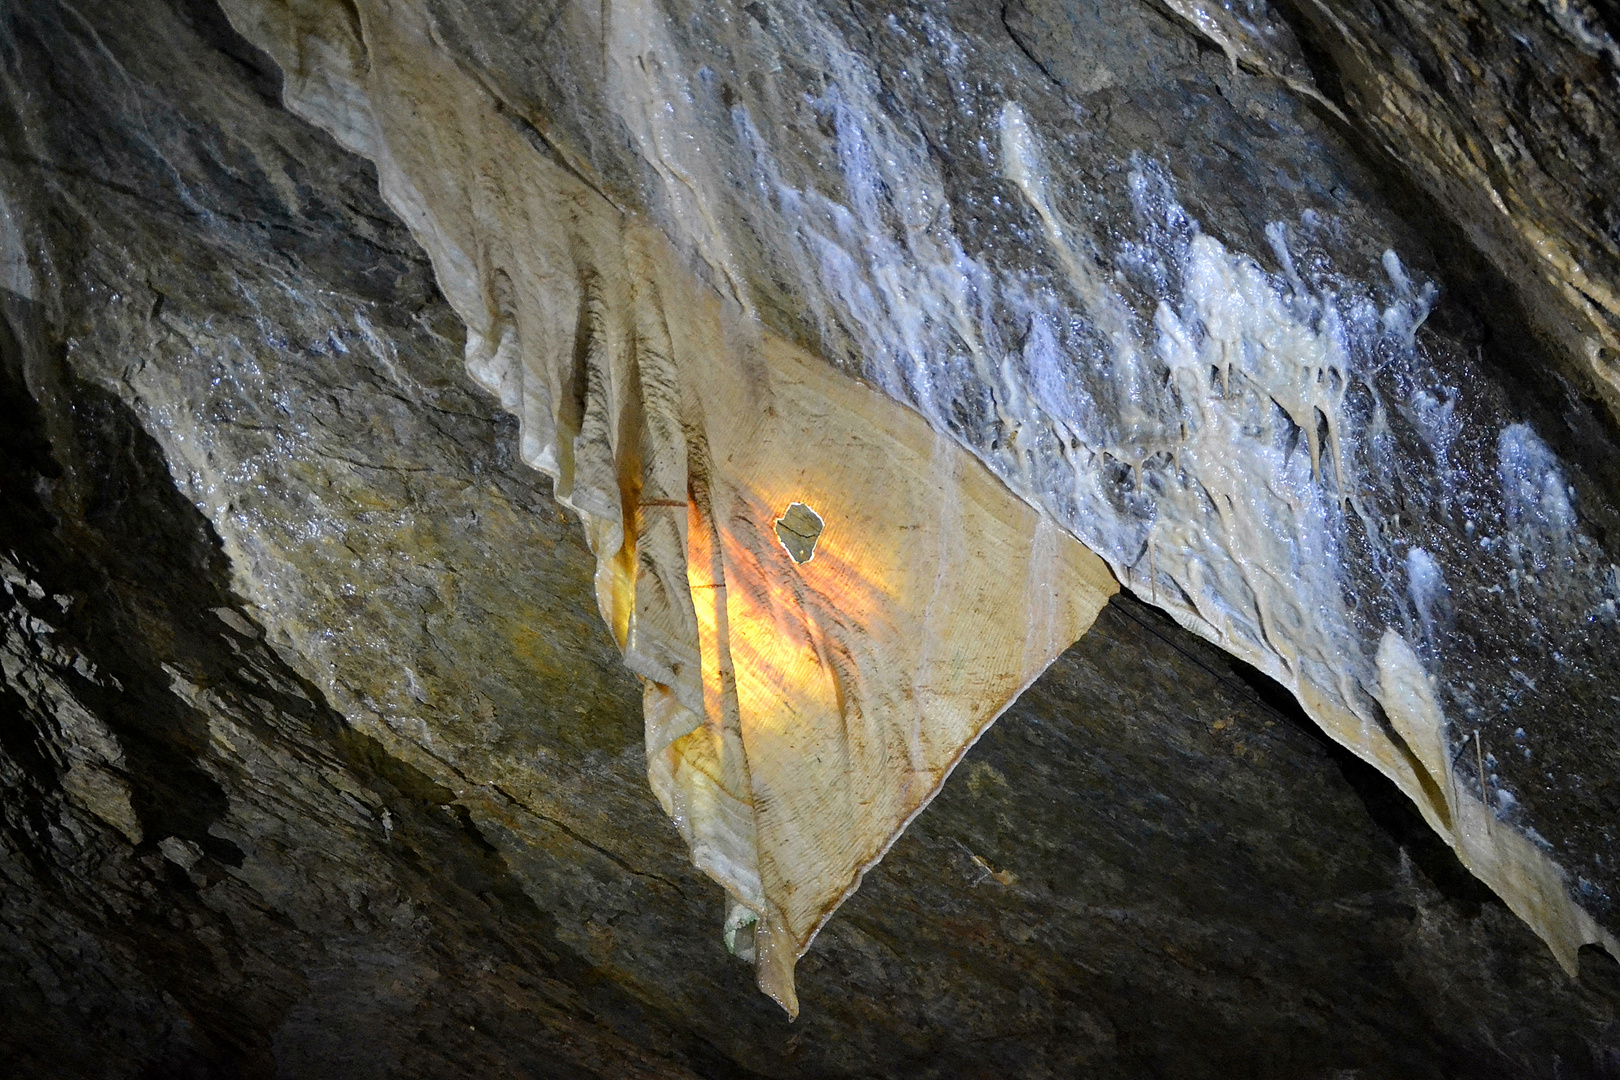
[218,0,1117,1014]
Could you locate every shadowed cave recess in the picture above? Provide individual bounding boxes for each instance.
[4,0,1620,1076]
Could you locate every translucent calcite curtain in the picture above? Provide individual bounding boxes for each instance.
[220,0,1117,1013]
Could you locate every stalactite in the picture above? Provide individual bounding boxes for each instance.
[220,0,1619,1012]
[220,0,1115,1013]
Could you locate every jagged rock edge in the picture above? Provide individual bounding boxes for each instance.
[216,0,1617,1007]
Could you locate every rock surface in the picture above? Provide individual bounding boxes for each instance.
[217,0,1620,987]
[219,0,1122,1013]
[1,0,1619,1077]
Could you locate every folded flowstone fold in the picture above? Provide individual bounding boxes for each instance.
[218,0,1116,1013]
[222,0,1617,1013]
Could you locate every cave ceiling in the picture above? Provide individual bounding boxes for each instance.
[3,0,1620,1077]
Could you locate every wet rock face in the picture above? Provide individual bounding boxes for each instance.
[1274,0,1620,423]
[258,0,1620,966]
[0,1,1617,1078]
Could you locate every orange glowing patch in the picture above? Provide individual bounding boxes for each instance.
[242,4,1122,1017]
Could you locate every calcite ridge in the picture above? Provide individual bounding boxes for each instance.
[221,0,1619,1011]
[220,0,1116,1014]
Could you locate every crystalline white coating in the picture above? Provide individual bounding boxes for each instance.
[1406,547,1448,655]
[219,0,1620,989]
[669,26,1616,966]
[730,87,1378,728]
[1498,423,1578,567]
[537,3,1618,971]
[0,183,37,300]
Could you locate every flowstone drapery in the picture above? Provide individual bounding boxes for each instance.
[220,0,1115,1013]
[220,0,1618,1012]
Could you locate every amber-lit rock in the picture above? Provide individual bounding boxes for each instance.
[4,0,1620,1075]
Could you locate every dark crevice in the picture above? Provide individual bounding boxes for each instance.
[1118,593,1498,914]
[169,0,285,105]
[1002,1,1066,90]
